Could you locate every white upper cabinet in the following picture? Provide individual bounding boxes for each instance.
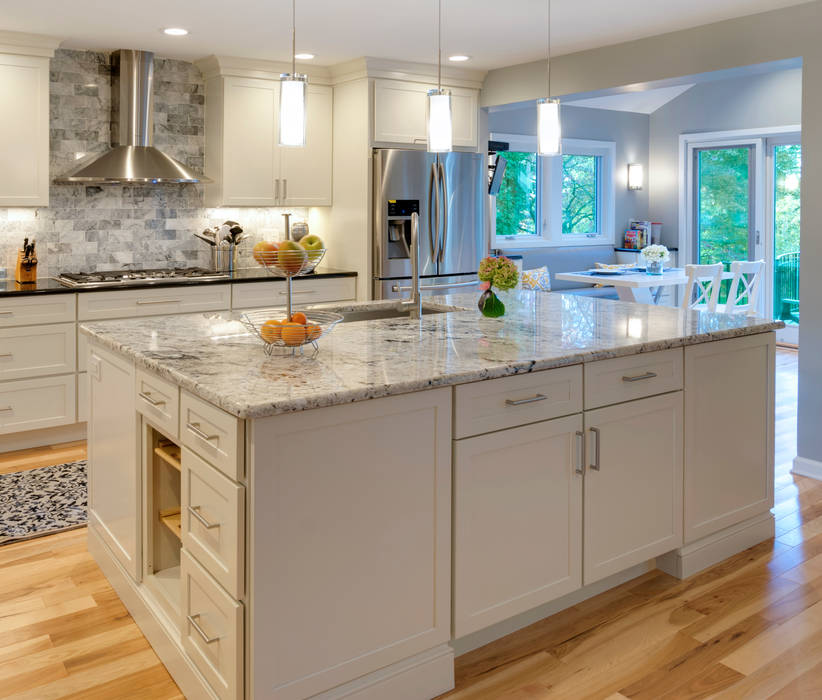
[202,67,332,207]
[0,35,58,206]
[373,78,479,149]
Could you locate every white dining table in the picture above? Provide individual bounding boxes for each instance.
[554,268,734,305]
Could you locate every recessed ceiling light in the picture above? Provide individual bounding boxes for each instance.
[163,27,189,36]
[448,54,470,62]
[295,53,315,60]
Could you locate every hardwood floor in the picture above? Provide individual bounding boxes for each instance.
[0,441,86,476]
[0,349,807,699]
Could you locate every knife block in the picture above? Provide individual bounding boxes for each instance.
[15,249,37,284]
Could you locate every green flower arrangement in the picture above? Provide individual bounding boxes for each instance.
[477,256,519,318]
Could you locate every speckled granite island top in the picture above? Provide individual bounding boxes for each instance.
[79,291,783,419]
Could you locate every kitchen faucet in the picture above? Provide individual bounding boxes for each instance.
[400,212,422,319]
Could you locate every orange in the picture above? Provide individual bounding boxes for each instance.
[305,324,321,341]
[253,241,278,266]
[290,311,307,325]
[281,322,306,346]
[260,319,282,343]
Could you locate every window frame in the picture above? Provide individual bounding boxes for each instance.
[491,134,616,249]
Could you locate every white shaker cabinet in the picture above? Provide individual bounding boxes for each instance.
[0,47,52,206]
[453,414,584,637]
[373,79,479,149]
[583,392,683,585]
[203,75,332,207]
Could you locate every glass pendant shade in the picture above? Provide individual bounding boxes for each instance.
[537,98,561,156]
[279,74,307,147]
[427,89,453,153]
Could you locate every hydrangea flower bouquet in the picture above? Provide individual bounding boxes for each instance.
[477,256,519,318]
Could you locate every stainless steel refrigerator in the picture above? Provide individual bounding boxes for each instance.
[372,148,486,299]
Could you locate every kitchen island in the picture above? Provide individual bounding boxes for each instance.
[80,292,781,700]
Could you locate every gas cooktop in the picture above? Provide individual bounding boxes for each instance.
[55,267,229,288]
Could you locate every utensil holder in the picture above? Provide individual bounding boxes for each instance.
[214,244,239,273]
[15,250,37,284]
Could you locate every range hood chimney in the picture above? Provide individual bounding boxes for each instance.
[55,50,209,184]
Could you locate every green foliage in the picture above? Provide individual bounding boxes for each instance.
[697,147,750,264]
[479,290,506,318]
[495,152,536,236]
[774,144,801,258]
[562,155,598,234]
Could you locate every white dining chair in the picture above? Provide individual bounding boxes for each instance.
[718,260,765,315]
[682,263,724,312]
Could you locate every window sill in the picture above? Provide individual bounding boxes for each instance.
[493,238,553,250]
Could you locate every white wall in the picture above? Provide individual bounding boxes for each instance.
[649,68,802,248]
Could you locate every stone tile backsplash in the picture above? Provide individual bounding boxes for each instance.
[0,48,305,278]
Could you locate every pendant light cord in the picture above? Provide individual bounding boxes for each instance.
[437,0,442,90]
[547,0,552,98]
[291,0,296,76]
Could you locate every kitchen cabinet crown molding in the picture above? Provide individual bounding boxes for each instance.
[195,54,334,86]
[0,30,61,57]
[330,56,486,89]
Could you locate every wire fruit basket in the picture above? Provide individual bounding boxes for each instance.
[243,247,343,354]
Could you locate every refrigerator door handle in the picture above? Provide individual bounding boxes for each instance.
[428,161,440,261]
[438,160,448,264]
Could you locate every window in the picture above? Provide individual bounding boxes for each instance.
[491,135,615,248]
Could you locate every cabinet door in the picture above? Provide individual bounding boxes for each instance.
[684,334,774,543]
[584,393,683,585]
[280,84,333,206]
[222,77,279,206]
[87,344,140,581]
[0,53,49,206]
[454,414,583,637]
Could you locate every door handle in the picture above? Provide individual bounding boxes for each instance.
[283,178,287,201]
[505,394,547,406]
[0,353,12,359]
[428,162,438,261]
[186,422,218,442]
[622,372,658,383]
[589,427,601,471]
[138,391,166,407]
[575,430,585,475]
[187,505,220,530]
[0,406,13,413]
[275,178,280,201]
[136,299,180,306]
[187,614,221,644]
[438,160,448,263]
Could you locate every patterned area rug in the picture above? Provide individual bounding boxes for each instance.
[0,461,87,545]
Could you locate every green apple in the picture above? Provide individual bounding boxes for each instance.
[300,234,324,262]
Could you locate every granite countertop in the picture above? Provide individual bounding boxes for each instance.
[0,266,357,297]
[79,291,783,420]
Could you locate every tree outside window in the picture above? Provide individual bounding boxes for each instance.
[495,152,537,236]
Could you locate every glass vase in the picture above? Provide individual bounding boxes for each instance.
[646,260,664,276]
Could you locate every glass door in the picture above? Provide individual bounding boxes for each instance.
[768,138,801,345]
[693,144,761,304]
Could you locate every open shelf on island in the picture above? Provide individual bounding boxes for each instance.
[160,508,182,541]
[154,442,181,471]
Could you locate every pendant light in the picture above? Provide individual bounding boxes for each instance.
[427,0,453,153]
[279,0,307,147]
[537,0,561,156]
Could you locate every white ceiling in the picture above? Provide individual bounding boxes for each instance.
[564,84,696,114]
[1,0,814,71]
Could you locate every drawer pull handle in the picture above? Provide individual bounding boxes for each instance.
[0,353,12,359]
[589,427,601,471]
[187,614,220,644]
[186,422,218,442]
[622,371,658,383]
[187,505,220,530]
[278,289,316,295]
[138,391,166,407]
[575,430,585,475]
[0,312,12,316]
[136,299,181,305]
[505,394,547,407]
[0,406,13,413]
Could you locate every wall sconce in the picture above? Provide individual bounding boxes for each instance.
[628,163,644,190]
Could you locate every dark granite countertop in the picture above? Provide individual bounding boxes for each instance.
[0,266,357,298]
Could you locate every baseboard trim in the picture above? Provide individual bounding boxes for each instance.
[656,512,775,579]
[0,422,86,452]
[311,645,454,700]
[792,456,822,481]
[87,526,217,700]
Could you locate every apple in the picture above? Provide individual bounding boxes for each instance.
[253,240,278,266]
[276,239,308,273]
[300,234,324,263]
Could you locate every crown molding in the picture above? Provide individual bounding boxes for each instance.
[0,30,62,58]
[195,55,334,85]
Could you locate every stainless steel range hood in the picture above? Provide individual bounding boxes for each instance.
[54,50,209,184]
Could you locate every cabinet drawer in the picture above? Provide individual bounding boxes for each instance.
[182,448,244,598]
[0,294,75,328]
[454,365,582,439]
[0,323,76,380]
[0,374,76,434]
[584,349,683,410]
[78,286,231,321]
[136,369,180,440]
[181,391,244,481]
[181,550,244,700]
[231,276,356,310]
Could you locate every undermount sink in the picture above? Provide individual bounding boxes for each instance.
[340,306,454,323]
